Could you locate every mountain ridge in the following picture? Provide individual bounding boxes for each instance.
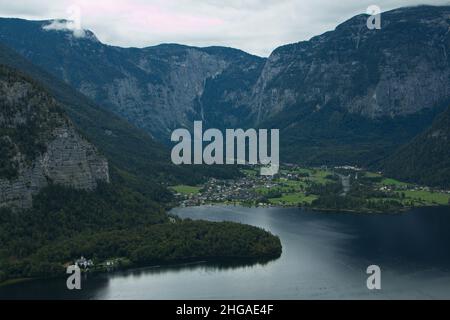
[1,5,450,185]
[0,17,266,139]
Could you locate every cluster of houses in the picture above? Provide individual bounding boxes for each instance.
[333,165,363,171]
[174,164,450,208]
[174,165,320,207]
[74,256,119,270]
[75,256,94,269]
[176,175,278,207]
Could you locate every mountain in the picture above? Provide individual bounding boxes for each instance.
[0,19,265,139]
[254,5,450,120]
[256,5,450,165]
[0,65,109,210]
[382,105,450,188]
[0,43,240,197]
[0,5,449,169]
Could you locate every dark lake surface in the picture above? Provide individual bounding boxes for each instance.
[1,205,450,299]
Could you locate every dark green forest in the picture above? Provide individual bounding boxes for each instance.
[0,183,281,283]
[382,105,450,188]
[309,180,405,213]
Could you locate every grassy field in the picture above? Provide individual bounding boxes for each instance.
[256,178,307,195]
[294,168,314,175]
[170,185,202,195]
[281,179,308,188]
[381,178,409,187]
[364,172,382,178]
[269,193,318,205]
[399,190,450,206]
[308,169,333,184]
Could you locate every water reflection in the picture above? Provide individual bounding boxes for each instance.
[0,274,110,300]
[0,257,279,300]
[106,257,279,281]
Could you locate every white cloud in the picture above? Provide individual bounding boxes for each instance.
[43,19,86,38]
[0,0,450,56]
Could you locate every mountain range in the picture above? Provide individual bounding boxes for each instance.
[0,5,449,186]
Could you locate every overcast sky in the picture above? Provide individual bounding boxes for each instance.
[0,0,449,56]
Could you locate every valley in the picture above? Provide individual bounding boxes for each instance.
[1,4,450,300]
[1,5,450,178]
[172,165,450,213]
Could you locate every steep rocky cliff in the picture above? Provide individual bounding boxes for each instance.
[252,5,450,165]
[252,5,450,122]
[0,19,264,138]
[0,66,109,210]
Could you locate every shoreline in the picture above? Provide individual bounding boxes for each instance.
[171,201,447,215]
[3,203,447,289]
[0,255,279,289]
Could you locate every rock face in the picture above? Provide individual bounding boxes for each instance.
[242,5,450,165]
[0,19,265,138]
[91,45,264,137]
[102,46,229,136]
[251,6,450,122]
[1,7,450,135]
[0,66,109,210]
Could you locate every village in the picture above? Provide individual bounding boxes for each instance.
[176,175,277,207]
[172,165,450,209]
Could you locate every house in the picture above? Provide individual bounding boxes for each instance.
[75,256,94,269]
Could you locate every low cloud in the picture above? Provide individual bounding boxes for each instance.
[43,19,86,38]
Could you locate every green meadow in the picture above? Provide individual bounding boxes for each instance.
[170,185,202,195]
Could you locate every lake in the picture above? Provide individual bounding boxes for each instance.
[1,205,450,299]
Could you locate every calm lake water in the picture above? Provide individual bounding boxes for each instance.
[1,205,450,300]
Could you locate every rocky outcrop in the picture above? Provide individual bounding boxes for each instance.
[101,47,231,137]
[73,45,263,136]
[0,19,265,138]
[251,6,450,122]
[0,66,109,210]
[2,7,450,137]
